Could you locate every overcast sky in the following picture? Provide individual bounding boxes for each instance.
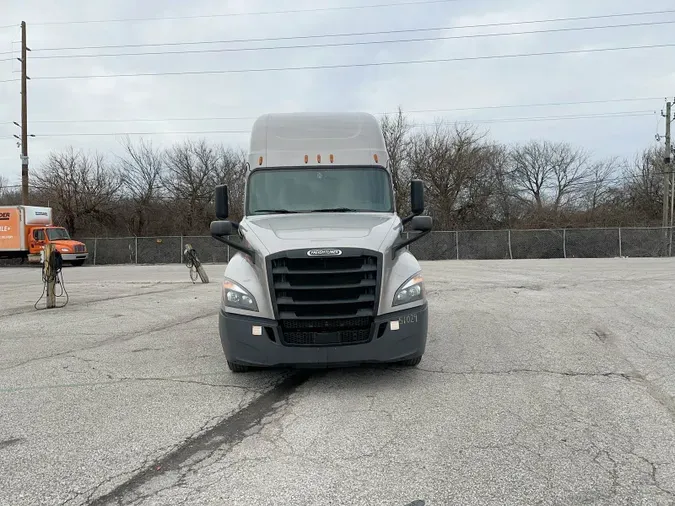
[1,0,674,187]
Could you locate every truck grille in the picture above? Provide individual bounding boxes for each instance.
[268,250,381,347]
[74,245,86,253]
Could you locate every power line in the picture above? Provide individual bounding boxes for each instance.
[28,43,675,80]
[26,0,464,26]
[17,111,657,138]
[29,20,675,60]
[31,9,675,52]
[4,97,664,125]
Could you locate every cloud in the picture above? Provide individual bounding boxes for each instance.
[0,0,673,184]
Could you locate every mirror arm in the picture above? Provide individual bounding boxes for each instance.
[211,233,256,264]
[391,229,431,260]
[401,214,415,226]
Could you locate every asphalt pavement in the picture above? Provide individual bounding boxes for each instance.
[1,259,674,505]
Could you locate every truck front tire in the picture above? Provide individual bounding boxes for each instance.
[227,360,252,373]
[397,356,422,367]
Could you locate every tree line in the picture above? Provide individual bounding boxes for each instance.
[0,109,668,237]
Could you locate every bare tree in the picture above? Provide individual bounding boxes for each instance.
[581,157,620,214]
[0,176,23,205]
[620,146,664,224]
[407,121,490,229]
[163,139,216,234]
[33,147,124,235]
[509,140,592,214]
[380,107,412,214]
[482,143,520,227]
[118,137,165,235]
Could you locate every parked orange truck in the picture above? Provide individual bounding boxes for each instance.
[0,205,88,266]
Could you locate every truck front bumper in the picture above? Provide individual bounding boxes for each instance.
[61,253,88,262]
[219,303,428,368]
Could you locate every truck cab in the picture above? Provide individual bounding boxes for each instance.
[210,112,432,372]
[28,226,88,266]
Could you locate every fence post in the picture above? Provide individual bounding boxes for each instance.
[135,237,138,264]
[93,238,97,265]
[563,229,567,259]
[180,235,184,263]
[618,228,622,258]
[455,231,459,260]
[507,229,513,260]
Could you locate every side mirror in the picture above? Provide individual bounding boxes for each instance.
[215,184,229,220]
[411,215,432,232]
[210,220,234,237]
[410,179,424,215]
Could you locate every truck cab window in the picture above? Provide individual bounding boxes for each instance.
[33,229,45,241]
[47,228,71,241]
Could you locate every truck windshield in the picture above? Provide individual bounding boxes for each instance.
[247,167,394,215]
[47,228,71,240]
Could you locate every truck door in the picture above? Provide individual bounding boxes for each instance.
[30,228,46,253]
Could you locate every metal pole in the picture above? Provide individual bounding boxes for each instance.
[563,229,567,259]
[20,21,29,205]
[618,228,622,258]
[44,243,56,308]
[455,231,459,260]
[507,229,513,259]
[669,168,675,256]
[662,101,672,243]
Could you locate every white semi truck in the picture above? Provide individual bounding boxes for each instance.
[210,112,432,372]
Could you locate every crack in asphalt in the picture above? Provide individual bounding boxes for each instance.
[0,311,217,373]
[416,367,637,381]
[418,365,675,424]
[57,399,257,506]
[0,373,267,394]
[86,372,312,506]
[0,283,196,321]
[0,437,26,450]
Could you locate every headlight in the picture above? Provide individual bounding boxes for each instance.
[392,272,425,307]
[221,278,258,312]
[61,248,70,252]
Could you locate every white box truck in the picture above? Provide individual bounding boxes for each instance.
[210,112,432,372]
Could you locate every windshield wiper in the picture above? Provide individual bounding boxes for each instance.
[309,207,364,213]
[252,209,299,214]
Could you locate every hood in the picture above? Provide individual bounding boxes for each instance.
[242,212,401,256]
[51,239,86,248]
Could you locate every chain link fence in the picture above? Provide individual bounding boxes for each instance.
[76,227,675,265]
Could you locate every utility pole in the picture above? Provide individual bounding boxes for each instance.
[662,101,672,239]
[20,21,29,205]
[669,100,675,256]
